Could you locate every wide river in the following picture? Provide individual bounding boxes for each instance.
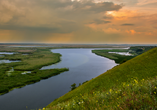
[0,48,117,110]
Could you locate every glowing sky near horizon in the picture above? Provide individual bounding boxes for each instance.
[0,0,157,44]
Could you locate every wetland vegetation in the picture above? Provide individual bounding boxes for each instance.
[92,49,134,64]
[0,47,69,95]
[92,46,156,64]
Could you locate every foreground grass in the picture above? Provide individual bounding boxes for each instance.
[92,49,134,64]
[45,47,157,109]
[44,77,157,110]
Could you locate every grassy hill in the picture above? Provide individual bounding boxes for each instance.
[44,47,157,110]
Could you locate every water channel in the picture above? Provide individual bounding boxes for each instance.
[0,48,118,110]
[0,60,20,64]
[0,52,16,55]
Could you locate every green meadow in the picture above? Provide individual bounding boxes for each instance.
[45,47,157,110]
[2,48,61,71]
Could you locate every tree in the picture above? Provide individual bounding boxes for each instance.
[70,83,76,91]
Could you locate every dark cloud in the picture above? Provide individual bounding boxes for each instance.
[0,0,124,43]
[35,0,123,13]
[0,0,123,34]
[76,2,122,13]
[0,20,80,33]
[124,0,138,6]
[103,15,113,20]
[121,23,134,26]
[90,19,111,24]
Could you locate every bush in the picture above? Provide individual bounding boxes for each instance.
[71,83,77,91]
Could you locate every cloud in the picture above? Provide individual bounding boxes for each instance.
[1,0,156,44]
[126,30,136,35]
[0,0,123,29]
[121,23,134,26]
[137,0,157,6]
[90,19,111,24]
[0,25,58,32]
[46,33,73,43]
[44,0,123,13]
[0,0,124,43]
[103,28,121,33]
[103,14,114,19]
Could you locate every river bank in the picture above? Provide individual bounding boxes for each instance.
[92,49,134,64]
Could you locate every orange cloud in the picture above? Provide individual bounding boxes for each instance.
[130,30,136,35]
[126,30,139,35]
[137,0,157,6]
[107,10,139,20]
[103,28,121,33]
[145,32,153,35]
[86,24,98,30]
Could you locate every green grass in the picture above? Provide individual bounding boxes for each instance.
[3,48,61,71]
[45,77,157,110]
[45,47,157,109]
[92,49,134,64]
[0,47,69,95]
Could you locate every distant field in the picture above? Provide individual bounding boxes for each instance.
[92,46,156,64]
[0,43,128,48]
[92,49,134,64]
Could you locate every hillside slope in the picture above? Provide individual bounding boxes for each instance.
[46,47,157,110]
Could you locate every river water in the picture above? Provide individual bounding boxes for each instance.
[0,52,15,55]
[0,60,20,64]
[0,48,117,110]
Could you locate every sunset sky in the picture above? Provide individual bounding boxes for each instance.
[0,0,157,44]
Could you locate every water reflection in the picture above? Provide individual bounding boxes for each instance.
[108,52,133,56]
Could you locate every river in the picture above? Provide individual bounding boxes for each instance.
[0,48,117,110]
